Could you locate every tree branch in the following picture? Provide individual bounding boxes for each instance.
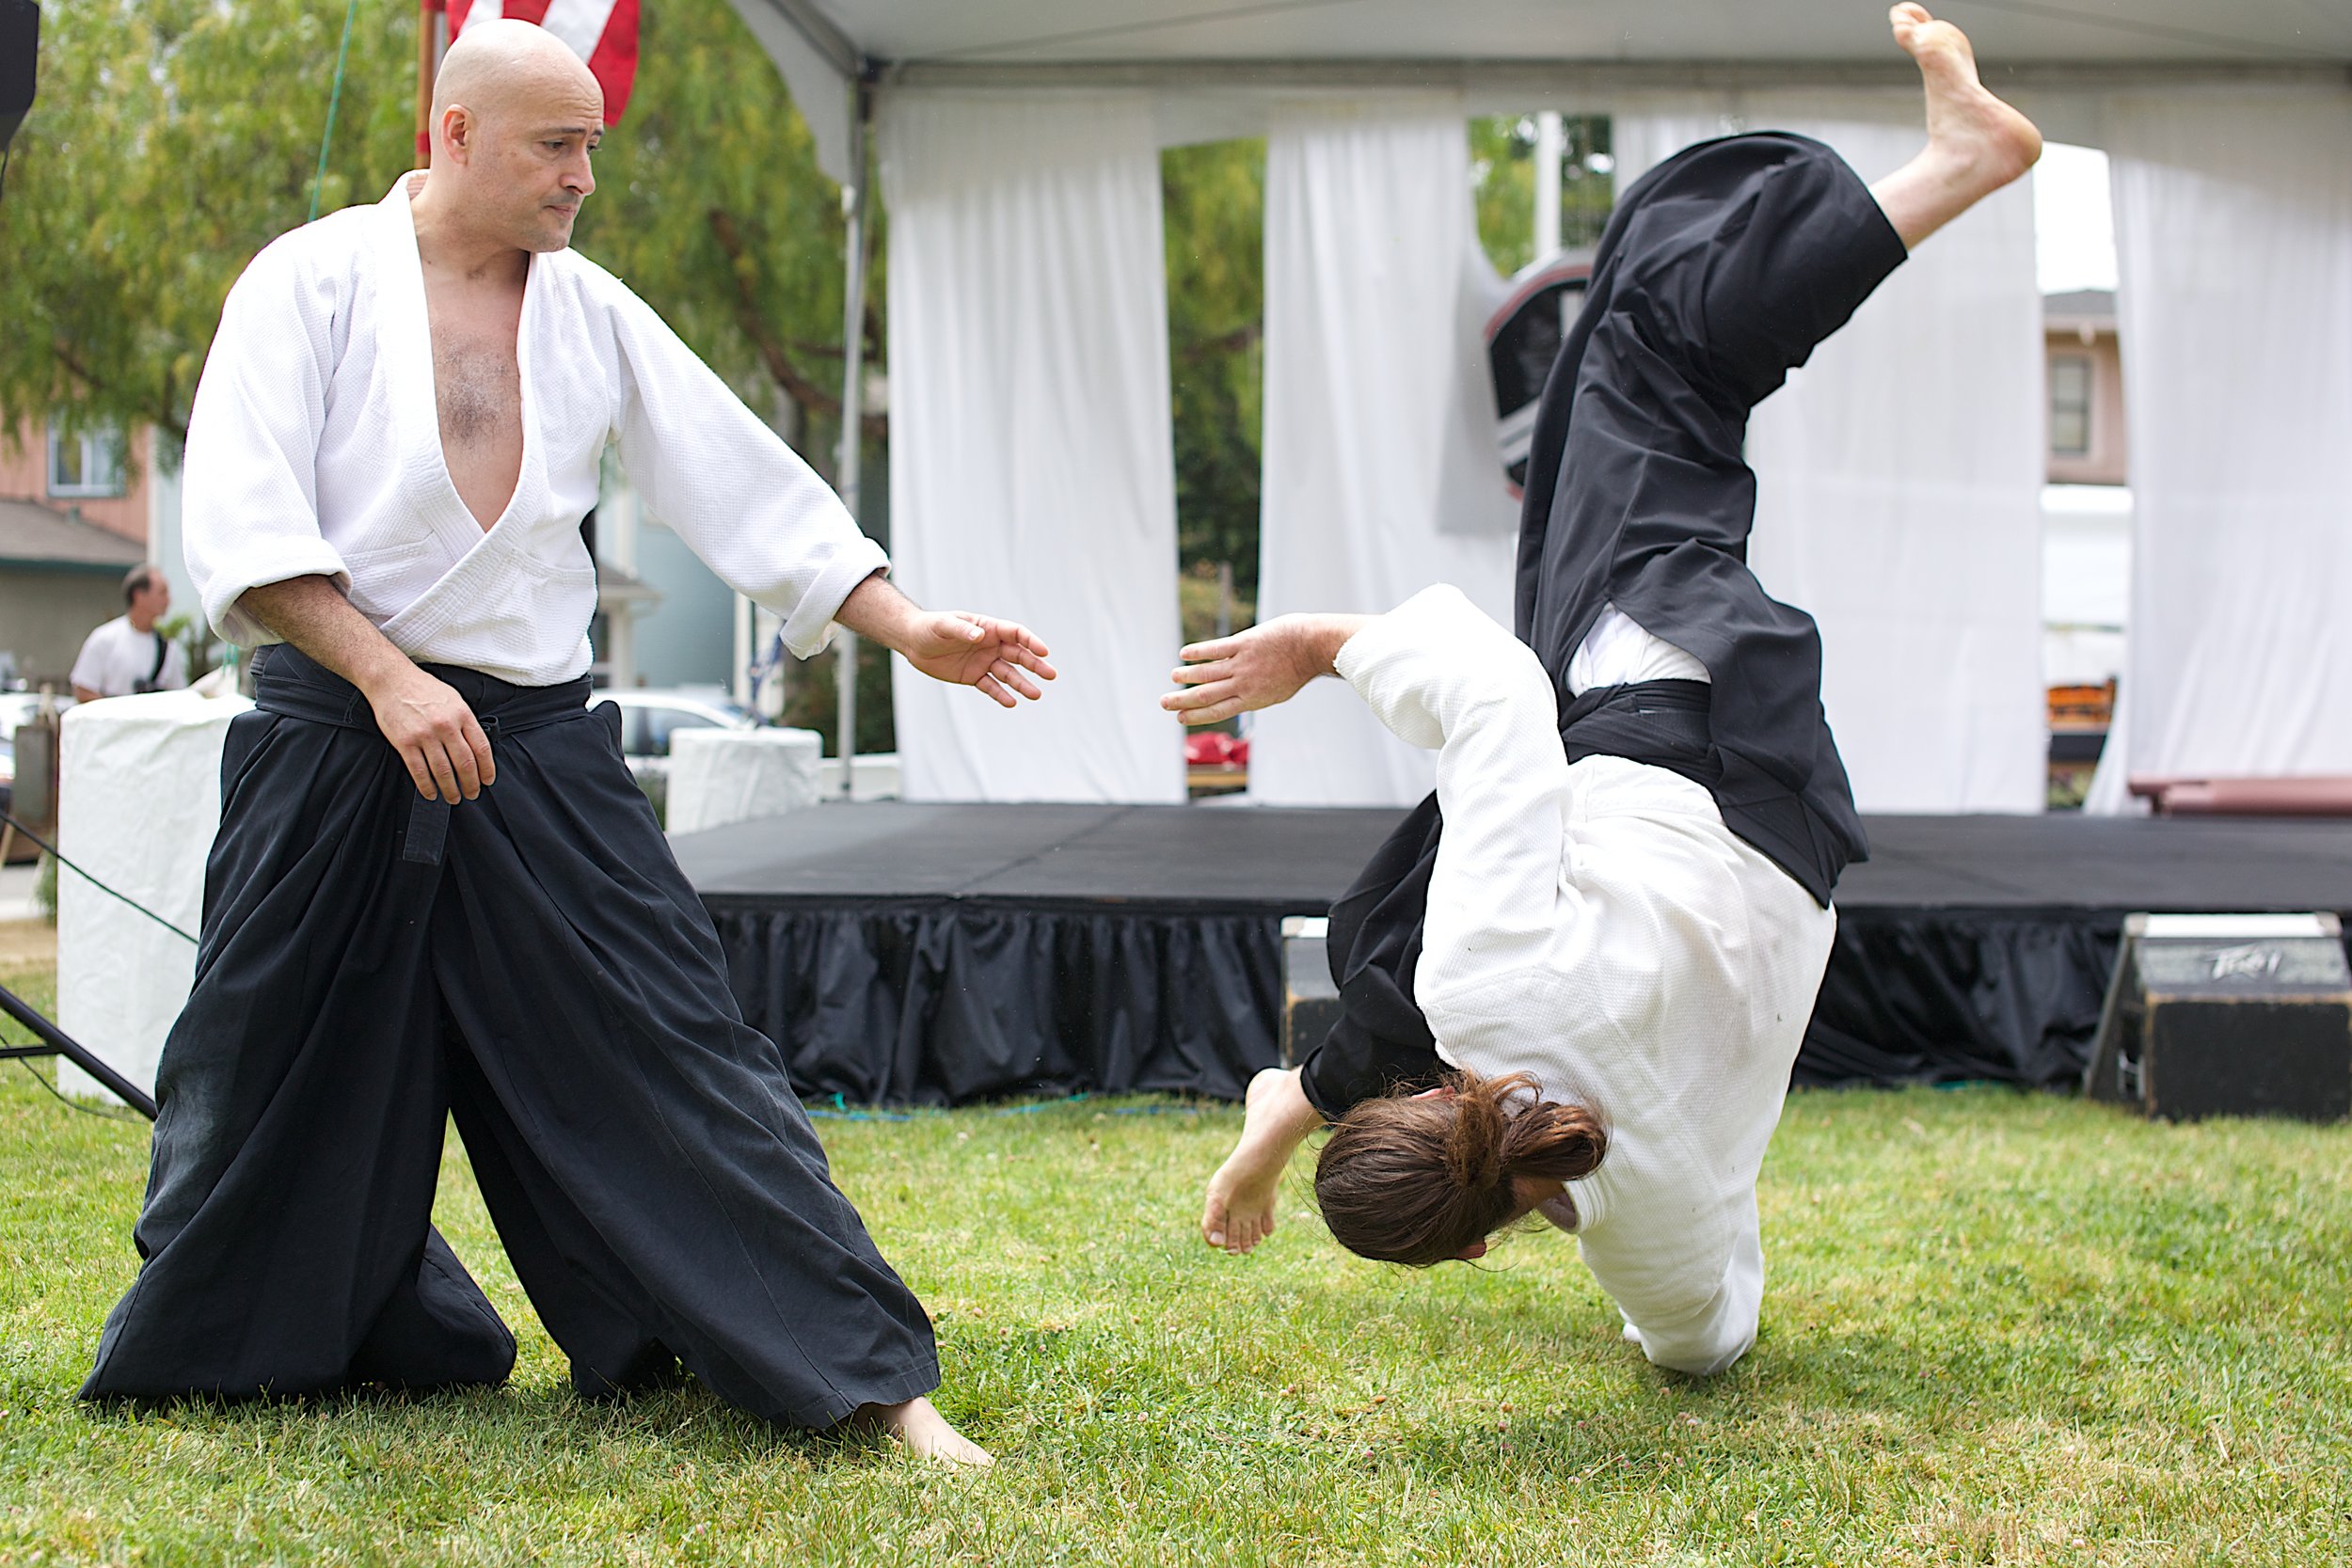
[1180,321,1263,362]
[705,207,886,444]
[49,335,189,446]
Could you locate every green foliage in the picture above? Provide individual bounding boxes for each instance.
[0,0,857,481]
[5,1006,2350,1565]
[1471,113,1616,277]
[1163,140,1266,594]
[156,609,221,683]
[1177,562,1254,646]
[775,634,897,757]
[0,0,421,461]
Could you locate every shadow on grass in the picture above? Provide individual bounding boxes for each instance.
[1382,1318,2093,1483]
[77,1377,911,1468]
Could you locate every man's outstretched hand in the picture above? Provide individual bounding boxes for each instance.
[835,575,1055,707]
[898,610,1057,708]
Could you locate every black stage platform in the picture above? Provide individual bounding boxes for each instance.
[675,806,2352,1106]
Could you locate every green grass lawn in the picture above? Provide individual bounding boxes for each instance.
[5,957,2350,1566]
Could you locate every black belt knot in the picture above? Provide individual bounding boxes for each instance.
[1558,677,1723,785]
[250,642,596,867]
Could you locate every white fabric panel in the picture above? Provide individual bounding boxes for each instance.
[666,726,822,835]
[56,690,252,1105]
[746,2,2352,67]
[1249,98,1518,807]
[727,5,856,185]
[1618,97,2047,814]
[2086,89,2352,812]
[881,92,1184,803]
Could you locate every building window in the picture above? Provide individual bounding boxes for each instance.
[48,420,127,499]
[2049,355,2092,458]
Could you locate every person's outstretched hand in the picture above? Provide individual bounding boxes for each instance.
[899,611,1057,707]
[1160,614,1362,727]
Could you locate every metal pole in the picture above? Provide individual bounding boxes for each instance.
[0,984,159,1119]
[1534,110,1564,260]
[833,81,871,799]
[415,0,444,166]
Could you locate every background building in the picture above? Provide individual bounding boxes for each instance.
[0,420,157,688]
[2042,287,2128,803]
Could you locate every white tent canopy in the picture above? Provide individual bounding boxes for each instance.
[738,2,2352,182]
[725,0,2352,811]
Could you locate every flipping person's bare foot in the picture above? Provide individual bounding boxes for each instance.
[1201,1065,1323,1256]
[1872,4,2042,248]
[854,1396,995,1467]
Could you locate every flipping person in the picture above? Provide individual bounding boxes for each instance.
[1170,7,2041,1377]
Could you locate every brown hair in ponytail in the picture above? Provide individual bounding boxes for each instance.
[1312,1069,1607,1267]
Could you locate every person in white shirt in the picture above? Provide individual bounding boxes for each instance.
[69,564,187,702]
[1168,6,2040,1377]
[80,22,1040,1465]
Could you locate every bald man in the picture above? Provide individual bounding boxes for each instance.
[80,22,1023,1464]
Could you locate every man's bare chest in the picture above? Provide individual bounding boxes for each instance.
[421,278,527,527]
[430,317,521,450]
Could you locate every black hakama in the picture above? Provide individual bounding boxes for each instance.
[1299,132,1909,1117]
[81,643,940,1427]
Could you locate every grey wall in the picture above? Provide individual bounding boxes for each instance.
[0,566,130,688]
[630,523,739,689]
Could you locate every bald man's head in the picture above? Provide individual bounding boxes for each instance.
[433,19,601,122]
[423,19,604,255]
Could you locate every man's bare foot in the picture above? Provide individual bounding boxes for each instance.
[1871,4,2042,248]
[1201,1065,1324,1255]
[852,1396,994,1467]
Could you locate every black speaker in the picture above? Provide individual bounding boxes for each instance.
[1279,916,1342,1069]
[0,0,36,158]
[2086,913,2352,1122]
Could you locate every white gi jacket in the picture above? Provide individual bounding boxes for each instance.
[183,174,886,685]
[1335,585,1837,1376]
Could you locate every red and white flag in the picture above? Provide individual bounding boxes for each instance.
[448,0,641,123]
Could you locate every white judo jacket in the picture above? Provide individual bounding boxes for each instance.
[1335,585,1838,1376]
[183,174,884,685]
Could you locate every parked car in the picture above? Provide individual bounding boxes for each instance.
[599,688,764,787]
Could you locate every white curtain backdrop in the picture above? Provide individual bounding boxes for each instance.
[2086,88,2352,813]
[1616,96,2047,814]
[882,91,1184,802]
[1248,97,1519,806]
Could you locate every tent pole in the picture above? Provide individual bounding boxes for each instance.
[1534,110,1563,258]
[415,0,445,165]
[834,79,871,799]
